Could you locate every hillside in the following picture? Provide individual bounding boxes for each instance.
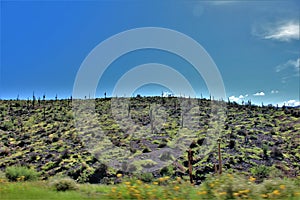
[0,97,299,184]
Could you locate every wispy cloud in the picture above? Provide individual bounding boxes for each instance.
[253,20,299,42]
[192,1,235,17]
[276,58,300,73]
[276,58,300,83]
[253,92,265,96]
[208,1,236,5]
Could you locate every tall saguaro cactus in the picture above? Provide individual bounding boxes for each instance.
[181,112,184,128]
[218,139,222,175]
[149,106,154,134]
[128,103,131,117]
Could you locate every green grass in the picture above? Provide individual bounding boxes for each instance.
[0,181,86,200]
[1,174,300,200]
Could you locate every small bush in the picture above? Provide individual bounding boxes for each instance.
[139,172,154,183]
[250,165,271,182]
[5,166,39,181]
[160,165,174,176]
[2,121,14,131]
[202,173,256,199]
[50,177,78,191]
[257,178,299,199]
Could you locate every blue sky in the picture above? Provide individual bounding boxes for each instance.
[1,0,299,106]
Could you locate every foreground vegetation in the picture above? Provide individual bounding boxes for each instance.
[1,172,300,200]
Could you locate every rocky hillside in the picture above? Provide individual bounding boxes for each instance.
[0,97,299,183]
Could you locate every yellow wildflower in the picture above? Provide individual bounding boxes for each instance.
[240,189,250,193]
[209,183,215,188]
[153,181,158,185]
[233,192,239,196]
[279,185,285,190]
[136,180,142,184]
[261,194,268,198]
[124,181,131,185]
[176,177,181,182]
[134,189,140,194]
[219,192,227,195]
[173,186,180,191]
[116,173,122,178]
[249,176,256,182]
[111,187,117,192]
[197,191,208,195]
[272,190,280,195]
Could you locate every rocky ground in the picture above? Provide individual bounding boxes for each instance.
[0,97,299,184]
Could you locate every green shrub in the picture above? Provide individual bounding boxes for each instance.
[160,165,174,176]
[250,165,271,182]
[202,173,256,199]
[2,121,14,131]
[257,178,299,199]
[139,172,154,183]
[50,177,78,191]
[5,166,39,181]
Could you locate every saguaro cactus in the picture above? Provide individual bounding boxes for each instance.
[149,106,154,134]
[217,139,222,175]
[181,112,184,128]
[32,92,36,108]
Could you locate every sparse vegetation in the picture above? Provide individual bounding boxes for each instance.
[50,176,78,191]
[0,97,299,199]
[5,166,39,182]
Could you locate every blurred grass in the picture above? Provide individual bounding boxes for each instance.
[1,173,300,200]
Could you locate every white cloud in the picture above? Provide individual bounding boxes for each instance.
[229,96,240,102]
[162,91,173,97]
[229,94,248,102]
[286,100,300,107]
[278,100,300,107]
[271,90,279,94]
[253,20,299,42]
[253,92,265,96]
